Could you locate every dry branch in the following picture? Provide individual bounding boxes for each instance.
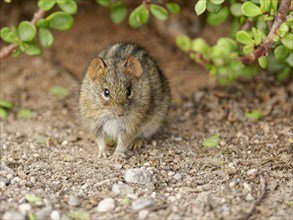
[240,0,291,64]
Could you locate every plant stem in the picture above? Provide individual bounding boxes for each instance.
[0,9,45,61]
[239,0,291,64]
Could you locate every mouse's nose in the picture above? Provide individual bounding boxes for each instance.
[116,106,125,117]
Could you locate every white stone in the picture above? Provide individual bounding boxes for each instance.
[68,195,79,207]
[124,168,152,184]
[97,198,115,212]
[112,183,134,196]
[173,173,182,180]
[138,209,150,219]
[2,211,25,220]
[50,210,60,220]
[131,199,154,211]
[247,168,258,176]
[18,203,31,214]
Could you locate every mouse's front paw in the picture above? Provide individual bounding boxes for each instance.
[98,149,110,159]
[130,138,145,150]
[109,151,127,161]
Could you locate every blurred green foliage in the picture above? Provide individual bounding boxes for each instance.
[1,0,292,83]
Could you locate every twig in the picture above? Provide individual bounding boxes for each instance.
[0,9,45,61]
[239,176,266,220]
[240,0,291,64]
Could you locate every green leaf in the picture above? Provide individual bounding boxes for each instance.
[57,0,78,14]
[241,2,261,17]
[260,0,270,13]
[19,42,29,52]
[39,28,54,48]
[25,43,42,56]
[95,0,110,7]
[206,1,222,14]
[129,4,149,28]
[25,194,43,204]
[36,18,49,28]
[150,4,168,21]
[281,33,293,50]
[274,45,289,60]
[18,21,36,42]
[11,47,21,57]
[35,135,50,144]
[176,35,191,52]
[243,44,254,54]
[288,200,293,206]
[207,7,229,25]
[111,3,127,24]
[245,110,264,120]
[258,56,267,68]
[47,11,74,31]
[277,67,291,81]
[28,212,39,220]
[17,109,33,119]
[271,0,278,12]
[0,99,13,109]
[0,108,8,119]
[202,134,221,148]
[277,23,289,37]
[123,195,130,206]
[230,3,242,17]
[166,2,180,14]
[252,27,262,45]
[195,0,207,15]
[191,38,209,54]
[38,0,56,11]
[236,31,254,45]
[0,27,19,43]
[67,210,90,220]
[49,86,70,97]
[210,0,225,5]
[286,53,293,67]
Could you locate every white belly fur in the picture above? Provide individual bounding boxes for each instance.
[103,119,122,138]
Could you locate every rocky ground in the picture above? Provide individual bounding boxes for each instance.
[1,1,293,220]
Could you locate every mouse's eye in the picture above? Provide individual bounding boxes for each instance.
[104,88,110,98]
[127,87,131,97]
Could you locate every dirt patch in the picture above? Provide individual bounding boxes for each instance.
[1,2,293,220]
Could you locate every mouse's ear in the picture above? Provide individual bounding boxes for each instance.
[87,57,107,80]
[124,56,143,79]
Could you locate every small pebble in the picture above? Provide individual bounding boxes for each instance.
[174,137,183,142]
[2,211,25,220]
[173,173,182,180]
[0,181,6,188]
[10,177,21,185]
[115,164,123,170]
[124,168,152,184]
[112,183,134,196]
[131,199,154,211]
[247,169,258,176]
[97,198,115,212]
[138,209,150,219]
[68,195,80,207]
[18,203,31,214]
[245,193,254,201]
[50,210,60,220]
[35,206,53,219]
